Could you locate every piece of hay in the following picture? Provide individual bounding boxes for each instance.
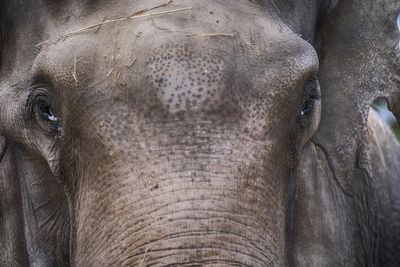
[106,68,115,77]
[35,7,192,47]
[95,16,108,33]
[130,0,173,16]
[116,70,121,81]
[124,57,137,68]
[139,248,149,267]
[187,33,235,37]
[72,55,78,82]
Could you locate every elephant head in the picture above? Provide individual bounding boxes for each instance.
[0,0,399,266]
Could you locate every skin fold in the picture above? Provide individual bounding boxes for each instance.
[0,0,399,266]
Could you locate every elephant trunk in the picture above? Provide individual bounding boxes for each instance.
[71,164,286,266]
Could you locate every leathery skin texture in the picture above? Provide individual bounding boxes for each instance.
[0,0,399,266]
[26,2,316,265]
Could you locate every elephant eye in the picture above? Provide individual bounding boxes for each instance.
[297,78,320,128]
[34,96,57,122]
[29,92,61,133]
[300,98,315,117]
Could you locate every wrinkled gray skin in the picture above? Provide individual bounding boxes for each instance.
[0,0,399,266]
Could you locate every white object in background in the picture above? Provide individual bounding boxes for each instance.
[397,13,400,49]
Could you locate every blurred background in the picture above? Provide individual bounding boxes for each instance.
[373,98,400,141]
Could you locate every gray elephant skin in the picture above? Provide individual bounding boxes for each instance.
[0,0,399,266]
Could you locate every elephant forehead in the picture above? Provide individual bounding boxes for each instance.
[147,44,230,114]
[30,11,317,121]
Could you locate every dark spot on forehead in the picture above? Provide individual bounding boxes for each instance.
[148,44,230,114]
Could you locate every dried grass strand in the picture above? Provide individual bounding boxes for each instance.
[35,7,192,47]
[130,0,173,17]
[187,33,235,37]
[106,68,115,77]
[72,55,78,82]
[139,248,149,267]
[95,16,108,33]
[124,57,137,68]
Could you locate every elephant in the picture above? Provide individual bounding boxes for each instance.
[0,0,399,266]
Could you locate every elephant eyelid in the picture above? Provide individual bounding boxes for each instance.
[304,78,320,100]
[26,87,47,111]
[297,78,320,128]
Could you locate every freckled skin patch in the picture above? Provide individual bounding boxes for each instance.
[148,45,225,113]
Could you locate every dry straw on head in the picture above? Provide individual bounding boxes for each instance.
[35,6,193,47]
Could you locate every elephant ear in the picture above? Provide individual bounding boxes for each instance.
[0,8,26,263]
[313,1,400,195]
[0,136,30,266]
